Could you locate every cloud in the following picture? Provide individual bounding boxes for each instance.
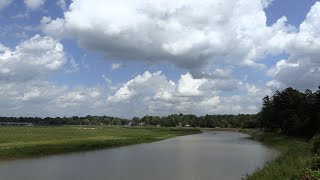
[41,17,65,37]
[2,0,320,118]
[0,33,263,117]
[177,73,208,96]
[111,62,125,70]
[24,0,44,10]
[0,45,269,119]
[0,43,8,51]
[0,0,12,10]
[65,57,79,73]
[108,71,169,103]
[0,79,110,117]
[102,74,112,84]
[0,24,39,39]
[57,0,66,10]
[0,35,66,82]
[11,13,29,19]
[0,35,106,117]
[49,87,103,109]
[40,0,320,92]
[267,2,320,90]
[41,0,290,76]
[106,71,269,117]
[266,80,285,91]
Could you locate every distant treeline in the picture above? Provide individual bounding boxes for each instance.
[0,114,257,128]
[1,85,319,137]
[134,114,257,128]
[0,116,129,126]
[259,86,320,137]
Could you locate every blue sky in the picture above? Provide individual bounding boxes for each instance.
[1,0,188,86]
[0,0,319,117]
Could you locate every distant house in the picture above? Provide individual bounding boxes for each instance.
[0,122,33,126]
[139,122,146,126]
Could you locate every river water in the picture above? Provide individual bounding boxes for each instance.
[0,131,278,180]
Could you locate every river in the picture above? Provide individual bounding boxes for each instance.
[0,131,278,180]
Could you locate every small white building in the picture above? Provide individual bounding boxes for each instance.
[139,122,146,126]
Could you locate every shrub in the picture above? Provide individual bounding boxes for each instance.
[294,154,320,180]
[310,154,320,171]
[311,134,320,154]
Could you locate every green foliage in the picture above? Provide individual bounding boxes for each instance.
[294,168,320,180]
[311,134,320,154]
[309,154,320,170]
[0,115,129,126]
[0,114,259,129]
[293,155,320,180]
[297,135,320,180]
[253,85,320,179]
[259,86,320,137]
[243,131,312,180]
[137,114,258,128]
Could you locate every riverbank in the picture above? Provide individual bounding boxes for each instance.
[212,128,312,180]
[242,129,312,180]
[0,126,200,160]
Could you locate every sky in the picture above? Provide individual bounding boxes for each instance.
[0,0,319,118]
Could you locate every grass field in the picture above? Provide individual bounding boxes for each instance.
[239,129,312,180]
[0,126,199,159]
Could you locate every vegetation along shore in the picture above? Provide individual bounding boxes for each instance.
[0,126,199,160]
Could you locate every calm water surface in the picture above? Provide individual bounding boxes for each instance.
[0,131,278,180]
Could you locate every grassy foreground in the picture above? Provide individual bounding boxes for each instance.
[0,126,199,160]
[207,128,313,179]
[239,129,312,180]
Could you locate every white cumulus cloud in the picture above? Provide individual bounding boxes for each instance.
[0,35,66,82]
[41,0,290,76]
[268,2,320,90]
[2,0,320,117]
[106,71,269,117]
[177,73,208,96]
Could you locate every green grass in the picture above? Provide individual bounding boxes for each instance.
[239,129,313,180]
[204,128,313,179]
[0,126,199,159]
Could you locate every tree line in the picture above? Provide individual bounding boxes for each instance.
[259,86,320,137]
[0,114,257,128]
[133,114,257,128]
[0,115,129,126]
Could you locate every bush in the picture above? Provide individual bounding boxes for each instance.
[294,168,320,180]
[310,155,320,171]
[311,134,320,154]
[294,154,320,180]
